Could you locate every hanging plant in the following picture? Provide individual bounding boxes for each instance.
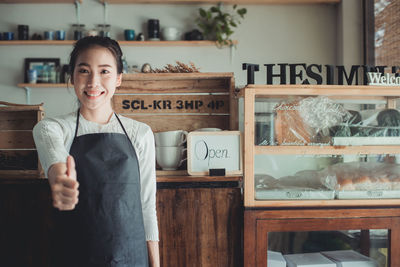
[196,3,247,47]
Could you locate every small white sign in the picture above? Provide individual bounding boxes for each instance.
[368,72,400,86]
[187,131,242,176]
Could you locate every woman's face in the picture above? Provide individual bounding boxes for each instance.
[72,46,122,113]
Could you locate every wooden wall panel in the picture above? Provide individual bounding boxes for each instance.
[118,79,230,93]
[0,111,38,130]
[0,131,35,149]
[124,114,230,132]
[0,150,38,170]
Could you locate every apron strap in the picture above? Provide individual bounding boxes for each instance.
[114,113,135,148]
[74,109,80,138]
[74,109,134,149]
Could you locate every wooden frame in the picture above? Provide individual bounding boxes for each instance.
[187,131,243,176]
[0,101,45,178]
[244,208,400,267]
[24,57,60,83]
[243,84,400,207]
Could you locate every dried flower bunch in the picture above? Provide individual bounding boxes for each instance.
[151,61,200,73]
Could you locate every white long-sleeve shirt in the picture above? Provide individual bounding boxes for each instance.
[32,111,159,241]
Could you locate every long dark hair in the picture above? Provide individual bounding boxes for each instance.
[68,36,123,79]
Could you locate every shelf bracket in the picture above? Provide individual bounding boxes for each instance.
[75,0,81,25]
[23,86,31,105]
[230,45,235,65]
[102,1,108,25]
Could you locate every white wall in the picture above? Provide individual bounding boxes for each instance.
[0,0,354,117]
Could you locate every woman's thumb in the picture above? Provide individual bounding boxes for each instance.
[66,155,76,179]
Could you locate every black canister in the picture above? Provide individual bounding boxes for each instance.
[18,25,29,40]
[147,19,160,39]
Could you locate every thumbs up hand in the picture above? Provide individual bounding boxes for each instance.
[48,155,79,211]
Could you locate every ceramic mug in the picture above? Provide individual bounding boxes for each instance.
[3,32,14,40]
[194,128,222,132]
[56,30,66,40]
[154,130,188,147]
[124,29,135,41]
[156,146,187,170]
[162,27,180,41]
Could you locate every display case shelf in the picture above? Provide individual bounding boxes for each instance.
[255,145,400,155]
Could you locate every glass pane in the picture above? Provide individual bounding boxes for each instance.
[268,230,388,267]
[254,154,400,200]
[254,96,400,146]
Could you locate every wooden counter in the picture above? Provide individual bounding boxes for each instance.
[0,177,243,267]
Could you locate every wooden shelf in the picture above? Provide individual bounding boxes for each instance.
[255,145,400,155]
[100,0,340,4]
[0,0,339,3]
[0,0,81,3]
[246,84,400,97]
[249,198,400,207]
[18,83,68,88]
[157,175,242,183]
[0,40,236,46]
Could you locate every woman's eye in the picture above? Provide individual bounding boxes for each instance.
[101,69,110,74]
[78,69,89,73]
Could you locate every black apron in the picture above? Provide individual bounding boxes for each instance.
[51,110,148,267]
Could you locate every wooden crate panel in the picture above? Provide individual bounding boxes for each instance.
[113,95,229,114]
[0,111,38,130]
[0,150,38,170]
[118,79,230,93]
[0,131,35,149]
[124,114,230,132]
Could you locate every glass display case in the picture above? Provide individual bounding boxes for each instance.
[243,85,400,267]
[243,84,400,207]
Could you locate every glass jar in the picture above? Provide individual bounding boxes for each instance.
[72,24,85,40]
[97,24,111,38]
[97,24,104,37]
[255,112,275,146]
[103,24,111,38]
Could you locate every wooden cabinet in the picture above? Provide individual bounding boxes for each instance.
[244,207,400,267]
[242,84,400,266]
[0,177,243,267]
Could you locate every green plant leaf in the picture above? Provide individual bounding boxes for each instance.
[233,4,237,9]
[237,8,247,16]
[230,21,237,27]
[199,8,207,18]
[210,6,219,12]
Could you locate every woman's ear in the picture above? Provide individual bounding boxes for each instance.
[116,73,122,87]
[70,74,74,85]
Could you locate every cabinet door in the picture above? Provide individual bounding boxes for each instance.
[157,187,243,267]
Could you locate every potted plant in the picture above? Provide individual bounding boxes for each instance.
[196,3,247,47]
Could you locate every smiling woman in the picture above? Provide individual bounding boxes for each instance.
[32,36,160,267]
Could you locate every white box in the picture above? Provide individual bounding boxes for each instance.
[336,190,400,199]
[268,251,286,267]
[256,189,335,200]
[333,136,400,146]
[284,253,336,267]
[321,250,378,267]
